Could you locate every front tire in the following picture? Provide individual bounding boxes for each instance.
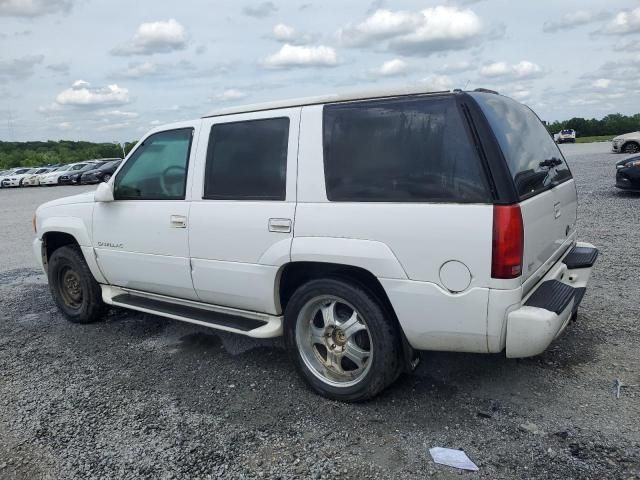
[284,278,402,402]
[48,246,106,323]
[623,142,640,154]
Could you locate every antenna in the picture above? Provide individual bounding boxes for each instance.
[464,79,470,90]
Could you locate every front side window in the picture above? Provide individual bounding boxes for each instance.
[203,117,289,201]
[471,93,572,200]
[323,96,491,203]
[115,128,193,200]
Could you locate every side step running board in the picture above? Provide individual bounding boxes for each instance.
[563,245,599,269]
[102,286,283,338]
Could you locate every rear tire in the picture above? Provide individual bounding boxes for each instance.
[284,278,403,402]
[48,245,106,324]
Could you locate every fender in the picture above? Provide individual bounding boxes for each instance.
[290,237,408,280]
[39,214,92,247]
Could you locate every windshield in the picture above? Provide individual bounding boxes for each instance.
[471,93,573,200]
[69,164,87,171]
[15,169,30,174]
[561,129,574,135]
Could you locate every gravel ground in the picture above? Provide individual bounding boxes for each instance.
[0,144,638,479]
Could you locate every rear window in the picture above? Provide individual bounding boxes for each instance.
[471,93,572,200]
[323,96,491,203]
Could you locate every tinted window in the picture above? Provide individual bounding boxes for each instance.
[204,118,289,200]
[323,96,491,202]
[471,93,572,200]
[115,128,192,200]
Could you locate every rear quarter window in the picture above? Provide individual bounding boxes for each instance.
[323,95,492,203]
[471,93,573,200]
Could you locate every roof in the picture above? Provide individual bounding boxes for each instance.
[203,85,453,118]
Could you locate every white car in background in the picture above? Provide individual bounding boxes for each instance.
[39,163,90,186]
[611,132,640,154]
[556,129,576,144]
[22,167,59,186]
[1,167,37,187]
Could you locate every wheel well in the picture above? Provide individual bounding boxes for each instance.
[278,262,396,319]
[623,140,639,148]
[42,232,79,261]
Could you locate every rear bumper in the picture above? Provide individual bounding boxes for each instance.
[505,242,598,358]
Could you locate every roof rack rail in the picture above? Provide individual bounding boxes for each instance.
[474,88,499,95]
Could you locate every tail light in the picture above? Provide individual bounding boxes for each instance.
[491,204,524,279]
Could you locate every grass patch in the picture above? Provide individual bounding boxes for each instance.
[575,135,614,144]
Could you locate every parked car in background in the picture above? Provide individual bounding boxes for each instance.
[33,88,598,401]
[80,159,123,184]
[1,168,37,187]
[615,155,640,192]
[612,132,640,154]
[0,169,18,187]
[40,163,90,186]
[22,167,58,187]
[60,161,109,185]
[556,129,576,144]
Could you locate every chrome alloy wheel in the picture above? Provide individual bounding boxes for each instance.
[295,295,372,387]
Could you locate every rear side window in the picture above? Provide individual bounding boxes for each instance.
[204,118,289,201]
[471,93,572,200]
[323,96,491,202]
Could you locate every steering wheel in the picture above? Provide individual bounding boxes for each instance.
[160,165,186,196]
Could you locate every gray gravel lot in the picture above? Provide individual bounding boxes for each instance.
[0,143,639,479]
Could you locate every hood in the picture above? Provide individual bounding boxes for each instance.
[614,132,640,141]
[38,191,95,209]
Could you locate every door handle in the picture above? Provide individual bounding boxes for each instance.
[170,215,187,228]
[268,218,291,233]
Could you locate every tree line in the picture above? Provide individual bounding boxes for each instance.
[0,140,137,170]
[546,113,640,138]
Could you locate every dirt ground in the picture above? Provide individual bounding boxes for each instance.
[0,143,638,479]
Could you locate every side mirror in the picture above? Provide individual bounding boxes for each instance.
[94,182,114,202]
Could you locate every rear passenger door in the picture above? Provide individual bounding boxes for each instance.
[188,108,300,314]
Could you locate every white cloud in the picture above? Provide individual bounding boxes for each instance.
[97,110,139,118]
[111,19,188,56]
[480,60,544,80]
[592,78,611,89]
[374,58,409,77]
[273,23,296,41]
[263,44,337,68]
[57,121,72,129]
[543,10,602,33]
[150,120,162,126]
[216,89,247,101]
[338,7,482,56]
[55,81,130,107]
[121,62,158,78]
[601,7,640,35]
[420,74,453,91]
[97,121,132,131]
[243,1,277,18]
[0,0,72,17]
[435,61,474,74]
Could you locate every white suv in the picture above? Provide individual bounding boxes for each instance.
[33,88,598,401]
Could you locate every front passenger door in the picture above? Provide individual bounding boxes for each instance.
[93,125,200,300]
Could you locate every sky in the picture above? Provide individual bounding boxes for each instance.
[0,0,639,142]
